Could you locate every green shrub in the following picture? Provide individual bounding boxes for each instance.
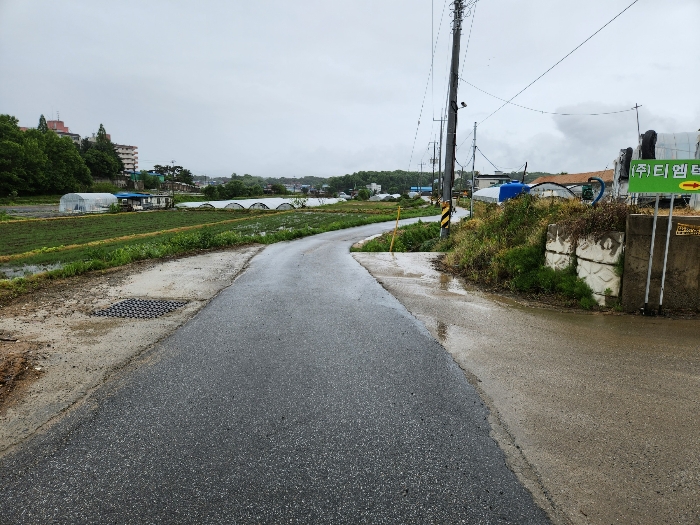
[354,220,440,253]
[442,194,614,307]
[91,182,121,194]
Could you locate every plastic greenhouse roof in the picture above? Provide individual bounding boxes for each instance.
[175,198,340,210]
[65,193,118,200]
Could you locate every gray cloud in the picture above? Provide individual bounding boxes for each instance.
[1,0,698,178]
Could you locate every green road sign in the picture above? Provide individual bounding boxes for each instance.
[629,159,700,194]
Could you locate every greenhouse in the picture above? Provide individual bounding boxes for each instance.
[175,197,340,210]
[59,193,117,214]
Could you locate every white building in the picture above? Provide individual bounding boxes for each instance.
[114,144,138,172]
[366,183,381,194]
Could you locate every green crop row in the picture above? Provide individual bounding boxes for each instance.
[0,206,437,303]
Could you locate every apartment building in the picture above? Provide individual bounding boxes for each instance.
[46,119,81,146]
[114,144,139,172]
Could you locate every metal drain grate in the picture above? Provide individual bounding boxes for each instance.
[94,299,187,319]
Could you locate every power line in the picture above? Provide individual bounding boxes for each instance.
[460,78,637,116]
[477,146,525,172]
[457,0,641,152]
[407,0,449,172]
[477,0,641,127]
[460,0,478,79]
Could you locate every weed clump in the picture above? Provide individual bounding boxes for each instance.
[354,221,440,253]
[443,195,631,308]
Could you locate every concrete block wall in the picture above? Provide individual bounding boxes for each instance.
[621,214,700,312]
[545,225,625,305]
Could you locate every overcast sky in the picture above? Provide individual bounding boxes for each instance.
[1,0,698,178]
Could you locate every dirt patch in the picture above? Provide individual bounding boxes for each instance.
[0,339,43,410]
[0,245,263,456]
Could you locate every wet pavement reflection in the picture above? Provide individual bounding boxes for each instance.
[354,251,700,525]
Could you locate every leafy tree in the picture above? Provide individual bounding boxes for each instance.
[83,148,120,180]
[80,124,124,178]
[138,170,160,190]
[37,114,48,133]
[178,168,194,185]
[220,180,247,199]
[202,185,220,200]
[248,184,263,196]
[270,183,287,195]
[96,123,109,144]
[80,137,93,154]
[28,129,91,193]
[153,164,188,185]
[357,188,370,200]
[0,115,47,196]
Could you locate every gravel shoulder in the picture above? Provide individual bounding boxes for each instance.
[0,245,262,456]
[354,252,700,525]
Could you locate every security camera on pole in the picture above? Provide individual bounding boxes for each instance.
[441,0,465,239]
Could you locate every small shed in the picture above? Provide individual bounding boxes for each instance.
[114,192,171,211]
[59,193,117,214]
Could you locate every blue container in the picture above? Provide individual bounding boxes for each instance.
[499,182,530,202]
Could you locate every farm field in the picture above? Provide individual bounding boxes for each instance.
[0,209,260,256]
[0,203,439,286]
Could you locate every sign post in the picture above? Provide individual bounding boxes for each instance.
[630,159,700,314]
[642,195,659,314]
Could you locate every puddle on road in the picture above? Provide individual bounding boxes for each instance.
[436,320,448,342]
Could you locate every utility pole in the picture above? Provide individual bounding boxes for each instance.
[418,161,426,192]
[170,159,176,208]
[441,0,464,238]
[470,122,477,220]
[433,115,446,200]
[429,140,438,198]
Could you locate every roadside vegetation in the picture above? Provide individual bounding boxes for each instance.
[440,197,630,309]
[356,195,633,309]
[351,221,441,253]
[0,202,437,303]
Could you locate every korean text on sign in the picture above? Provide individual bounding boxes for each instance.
[629,160,700,194]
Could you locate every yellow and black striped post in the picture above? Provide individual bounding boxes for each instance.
[440,201,451,238]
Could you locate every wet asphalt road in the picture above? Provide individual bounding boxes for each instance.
[0,220,549,524]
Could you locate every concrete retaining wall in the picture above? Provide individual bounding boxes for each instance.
[546,224,625,305]
[621,214,700,312]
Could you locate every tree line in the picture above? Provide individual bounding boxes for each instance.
[0,114,129,197]
[325,170,428,195]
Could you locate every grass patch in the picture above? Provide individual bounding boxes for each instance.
[0,209,265,256]
[0,206,434,303]
[352,221,441,252]
[0,194,64,206]
[0,211,21,222]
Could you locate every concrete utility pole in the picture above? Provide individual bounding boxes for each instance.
[433,115,446,199]
[441,0,465,238]
[470,122,476,220]
[429,141,438,198]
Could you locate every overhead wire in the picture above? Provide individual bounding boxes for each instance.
[460,78,637,116]
[476,146,525,172]
[459,0,478,79]
[436,0,477,172]
[407,0,449,172]
[477,0,641,126]
[456,0,641,152]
